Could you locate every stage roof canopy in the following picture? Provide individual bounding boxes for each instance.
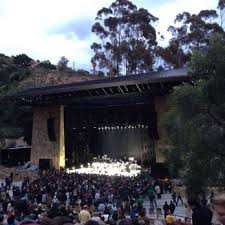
[2,68,190,106]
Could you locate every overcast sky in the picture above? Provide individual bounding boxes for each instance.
[0,0,218,70]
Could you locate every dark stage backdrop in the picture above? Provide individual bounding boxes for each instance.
[96,128,151,159]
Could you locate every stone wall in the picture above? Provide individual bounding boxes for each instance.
[31,105,65,169]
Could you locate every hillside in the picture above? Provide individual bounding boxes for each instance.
[0,53,102,95]
[0,53,102,146]
[16,67,102,92]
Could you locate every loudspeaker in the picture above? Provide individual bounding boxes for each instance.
[47,117,56,141]
[39,158,52,170]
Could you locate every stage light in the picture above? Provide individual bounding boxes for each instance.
[66,156,141,177]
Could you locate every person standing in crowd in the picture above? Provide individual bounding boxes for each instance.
[148,191,157,209]
[169,201,176,215]
[155,184,161,199]
[163,201,170,218]
[188,198,212,225]
[172,191,177,205]
[176,191,183,206]
[136,195,144,213]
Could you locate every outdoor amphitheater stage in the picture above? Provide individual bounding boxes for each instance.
[64,101,158,168]
[2,68,189,170]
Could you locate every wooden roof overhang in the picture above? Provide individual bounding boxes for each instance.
[2,68,190,106]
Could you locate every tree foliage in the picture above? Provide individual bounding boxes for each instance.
[0,54,56,146]
[13,54,33,68]
[218,0,225,28]
[38,60,56,70]
[57,56,69,71]
[0,54,16,83]
[161,33,225,199]
[158,8,224,69]
[91,0,158,76]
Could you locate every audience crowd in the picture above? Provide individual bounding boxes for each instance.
[0,169,214,225]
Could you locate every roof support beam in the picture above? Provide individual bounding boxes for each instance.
[87,90,93,96]
[141,84,146,91]
[136,84,142,93]
[109,88,114,94]
[124,85,129,92]
[95,89,99,95]
[118,86,124,94]
[102,88,109,96]
[160,82,164,88]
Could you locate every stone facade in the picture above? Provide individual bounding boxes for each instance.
[31,105,65,169]
[30,97,170,167]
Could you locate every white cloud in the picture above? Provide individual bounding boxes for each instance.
[0,0,219,70]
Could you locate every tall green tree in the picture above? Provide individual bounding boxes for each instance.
[91,0,158,77]
[161,33,225,199]
[158,8,223,69]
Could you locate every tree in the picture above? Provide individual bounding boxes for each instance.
[158,9,223,69]
[0,104,32,147]
[160,33,225,199]
[13,54,33,68]
[38,60,56,70]
[91,0,158,77]
[218,0,225,29]
[0,54,16,83]
[57,56,69,71]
